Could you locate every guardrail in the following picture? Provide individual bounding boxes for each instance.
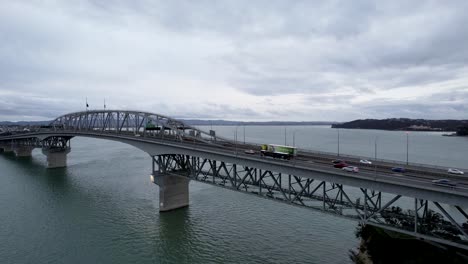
[2,129,467,172]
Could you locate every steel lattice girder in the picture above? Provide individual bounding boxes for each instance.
[152,154,468,250]
[49,110,229,143]
[1,136,72,150]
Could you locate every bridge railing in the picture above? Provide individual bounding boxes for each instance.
[220,138,467,171]
[2,126,465,172]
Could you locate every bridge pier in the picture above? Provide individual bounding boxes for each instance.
[1,145,13,153]
[151,172,190,212]
[42,148,71,168]
[14,146,34,157]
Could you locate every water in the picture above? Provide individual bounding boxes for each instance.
[1,126,467,263]
[209,125,468,169]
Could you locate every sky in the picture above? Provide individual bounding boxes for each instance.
[1,0,468,122]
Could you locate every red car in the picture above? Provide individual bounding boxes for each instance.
[334,162,348,168]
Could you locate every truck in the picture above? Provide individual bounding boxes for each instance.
[260,144,297,160]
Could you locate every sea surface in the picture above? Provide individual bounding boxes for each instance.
[1,126,467,263]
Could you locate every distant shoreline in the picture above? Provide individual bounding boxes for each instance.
[332,118,468,136]
[0,120,337,126]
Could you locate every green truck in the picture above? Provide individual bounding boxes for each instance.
[260,144,297,160]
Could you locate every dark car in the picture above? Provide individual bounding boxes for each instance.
[334,162,348,168]
[392,167,405,173]
[332,159,344,164]
[432,179,457,187]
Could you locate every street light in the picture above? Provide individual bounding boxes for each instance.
[234,126,239,155]
[292,129,301,147]
[293,130,297,147]
[284,127,287,145]
[243,125,246,144]
[337,128,340,156]
[406,131,409,165]
[374,136,378,180]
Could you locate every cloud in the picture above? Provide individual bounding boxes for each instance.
[1,1,468,121]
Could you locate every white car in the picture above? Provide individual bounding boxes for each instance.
[342,166,359,173]
[360,159,372,165]
[448,168,464,175]
[244,149,256,154]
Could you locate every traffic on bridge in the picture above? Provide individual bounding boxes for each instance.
[1,109,468,250]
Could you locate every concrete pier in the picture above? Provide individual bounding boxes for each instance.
[1,145,13,153]
[42,148,71,168]
[151,172,190,212]
[14,146,34,157]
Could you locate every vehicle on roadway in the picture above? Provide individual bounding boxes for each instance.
[342,166,359,173]
[432,179,457,187]
[448,168,464,175]
[260,144,297,160]
[334,162,349,168]
[392,167,405,173]
[360,159,372,165]
[244,149,256,155]
[332,159,344,164]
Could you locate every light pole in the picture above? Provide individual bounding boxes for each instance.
[234,126,239,155]
[293,130,297,147]
[337,128,340,156]
[284,127,287,145]
[406,132,409,165]
[374,136,378,180]
[243,125,246,144]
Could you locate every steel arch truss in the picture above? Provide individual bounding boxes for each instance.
[49,110,226,143]
[153,154,468,250]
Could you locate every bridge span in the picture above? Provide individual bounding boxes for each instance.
[1,110,468,249]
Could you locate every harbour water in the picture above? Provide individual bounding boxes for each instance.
[1,126,467,263]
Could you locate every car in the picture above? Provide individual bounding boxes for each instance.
[448,168,464,175]
[244,149,256,154]
[432,179,457,187]
[332,159,343,164]
[342,166,359,173]
[360,159,372,165]
[334,162,348,168]
[392,167,405,173]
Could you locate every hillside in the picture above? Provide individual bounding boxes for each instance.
[332,118,468,131]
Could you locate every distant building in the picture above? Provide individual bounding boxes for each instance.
[408,125,431,130]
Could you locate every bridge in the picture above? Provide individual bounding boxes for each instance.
[1,110,468,250]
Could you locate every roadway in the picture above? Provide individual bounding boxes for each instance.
[2,130,468,197]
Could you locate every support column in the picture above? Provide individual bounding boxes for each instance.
[41,148,71,168]
[2,145,13,153]
[151,172,190,212]
[14,146,34,157]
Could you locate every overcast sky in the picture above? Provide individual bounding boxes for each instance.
[1,1,468,121]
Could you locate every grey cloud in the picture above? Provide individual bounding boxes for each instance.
[148,102,263,120]
[358,90,468,120]
[1,1,468,122]
[0,94,78,121]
